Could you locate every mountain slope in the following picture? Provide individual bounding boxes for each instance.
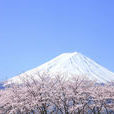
[6,52,114,84]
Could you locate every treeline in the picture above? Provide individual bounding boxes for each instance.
[0,74,114,114]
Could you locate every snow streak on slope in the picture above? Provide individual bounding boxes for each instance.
[6,52,114,84]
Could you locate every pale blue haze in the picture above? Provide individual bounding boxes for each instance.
[0,0,114,81]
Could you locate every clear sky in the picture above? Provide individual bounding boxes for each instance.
[0,0,114,81]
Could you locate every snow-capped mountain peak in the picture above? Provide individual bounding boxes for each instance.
[6,52,114,84]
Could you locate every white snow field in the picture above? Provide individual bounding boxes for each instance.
[6,52,114,84]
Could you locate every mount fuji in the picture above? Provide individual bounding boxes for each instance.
[5,52,114,84]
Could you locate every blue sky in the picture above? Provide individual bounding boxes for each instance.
[0,0,114,81]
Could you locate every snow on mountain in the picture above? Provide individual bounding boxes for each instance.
[6,52,114,84]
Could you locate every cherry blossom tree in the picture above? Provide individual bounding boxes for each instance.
[0,73,114,114]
